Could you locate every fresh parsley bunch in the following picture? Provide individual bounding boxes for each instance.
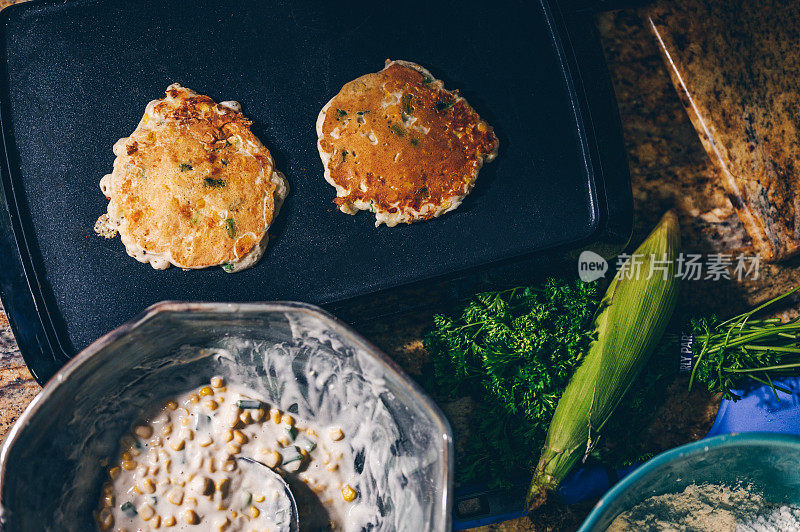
[423,276,678,487]
[422,278,601,487]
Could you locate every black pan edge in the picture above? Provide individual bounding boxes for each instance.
[0,0,632,384]
[0,1,72,382]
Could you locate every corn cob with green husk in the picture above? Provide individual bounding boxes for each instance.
[527,210,681,511]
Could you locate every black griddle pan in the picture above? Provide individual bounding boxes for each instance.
[0,0,632,384]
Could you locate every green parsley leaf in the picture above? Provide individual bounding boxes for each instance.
[204,177,227,188]
[402,94,414,115]
[210,141,230,152]
[180,163,193,172]
[435,100,455,112]
[389,123,405,137]
[225,218,236,238]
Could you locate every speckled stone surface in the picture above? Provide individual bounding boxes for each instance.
[1,4,800,531]
[650,0,800,262]
[0,303,39,441]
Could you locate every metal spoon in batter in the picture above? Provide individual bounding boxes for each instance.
[236,456,299,532]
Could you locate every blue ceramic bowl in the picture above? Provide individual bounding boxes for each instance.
[579,432,800,531]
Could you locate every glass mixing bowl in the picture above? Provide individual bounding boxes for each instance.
[579,432,800,531]
[0,301,453,531]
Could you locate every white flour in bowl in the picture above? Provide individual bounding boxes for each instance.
[606,483,800,531]
[737,505,800,532]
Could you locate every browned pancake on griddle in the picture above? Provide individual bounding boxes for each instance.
[316,60,499,226]
[96,84,288,272]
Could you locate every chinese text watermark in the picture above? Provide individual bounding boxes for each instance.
[578,252,760,282]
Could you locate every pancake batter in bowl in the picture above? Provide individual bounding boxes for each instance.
[96,377,357,531]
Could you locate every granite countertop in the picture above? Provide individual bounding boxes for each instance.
[649,0,800,262]
[1,4,798,531]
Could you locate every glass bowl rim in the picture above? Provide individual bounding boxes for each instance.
[0,300,454,531]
